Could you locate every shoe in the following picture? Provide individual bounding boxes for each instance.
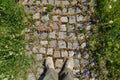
[65,57,74,70]
[45,57,54,69]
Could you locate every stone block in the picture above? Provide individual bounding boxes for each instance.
[82,51,89,59]
[55,59,63,68]
[62,8,67,13]
[54,50,61,57]
[69,51,74,57]
[62,1,69,5]
[68,42,73,49]
[41,32,48,39]
[68,24,75,31]
[60,25,66,31]
[81,59,89,67]
[69,16,76,24]
[32,46,38,53]
[76,7,81,13]
[81,42,86,48]
[74,51,81,58]
[59,32,66,39]
[58,40,66,48]
[74,59,80,67]
[49,31,56,39]
[47,48,53,55]
[61,50,68,57]
[69,33,76,40]
[77,15,83,22]
[52,16,59,21]
[39,47,46,54]
[36,54,43,61]
[41,14,49,21]
[33,13,40,19]
[37,68,44,75]
[61,17,68,23]
[40,40,48,45]
[49,40,57,48]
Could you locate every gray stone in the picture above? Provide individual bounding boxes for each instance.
[27,73,36,80]
[68,42,73,49]
[82,0,87,3]
[24,6,29,12]
[36,54,43,60]
[69,33,76,40]
[41,14,49,21]
[62,1,69,5]
[76,7,81,13]
[81,42,86,48]
[59,32,66,39]
[54,50,61,57]
[35,21,41,26]
[56,9,62,13]
[48,0,54,4]
[49,40,57,48]
[77,15,83,22]
[69,51,74,57]
[53,22,59,29]
[60,25,66,31]
[74,51,81,58]
[34,31,39,37]
[32,46,38,53]
[49,31,56,39]
[55,59,63,68]
[52,16,59,21]
[58,40,66,48]
[81,69,89,78]
[82,51,89,59]
[68,8,75,14]
[81,59,89,67]
[86,22,92,30]
[83,6,88,11]
[68,24,75,31]
[42,22,49,27]
[71,0,77,5]
[61,17,68,23]
[73,42,80,49]
[24,28,30,33]
[47,48,53,55]
[55,1,60,5]
[41,32,48,39]
[69,16,76,24]
[33,13,40,19]
[74,59,80,67]
[30,6,35,12]
[42,0,48,4]
[34,39,40,45]
[77,33,85,40]
[36,1,40,4]
[40,40,48,45]
[62,8,67,13]
[61,50,68,57]
[77,23,83,30]
[39,47,46,54]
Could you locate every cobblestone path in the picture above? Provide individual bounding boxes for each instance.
[21,0,95,80]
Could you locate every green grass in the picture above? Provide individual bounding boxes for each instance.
[0,0,32,79]
[88,0,120,79]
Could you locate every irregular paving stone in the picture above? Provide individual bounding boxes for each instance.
[37,68,44,75]
[77,23,83,30]
[68,42,73,49]
[74,51,81,58]
[74,59,80,67]
[48,0,54,4]
[62,1,69,5]
[34,31,39,37]
[58,40,66,48]
[76,7,81,13]
[41,32,48,39]
[73,42,80,50]
[41,14,49,21]
[82,51,89,59]
[69,16,76,24]
[33,13,40,19]
[81,42,86,48]
[69,33,76,40]
[68,24,75,31]
[62,8,67,13]
[82,0,87,3]
[68,8,75,14]
[24,6,29,12]
[49,40,57,48]
[71,0,77,5]
[55,0,60,5]
[54,50,61,57]
[42,22,49,27]
[53,22,59,29]
[27,73,36,80]
[61,17,68,23]
[35,21,41,26]
[56,9,62,13]
[39,47,46,54]
[32,46,38,53]
[42,0,48,4]
[40,40,48,45]
[36,1,40,4]
[47,48,53,55]
[52,15,59,21]
[36,54,43,60]
[61,50,68,57]
[55,59,63,68]
[69,51,74,57]
[81,69,89,78]
[83,6,88,11]
[81,59,89,67]
[86,22,92,30]
[77,33,85,40]
[77,15,83,22]
[59,32,66,39]
[60,25,66,31]
[49,31,56,39]
[30,6,35,12]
